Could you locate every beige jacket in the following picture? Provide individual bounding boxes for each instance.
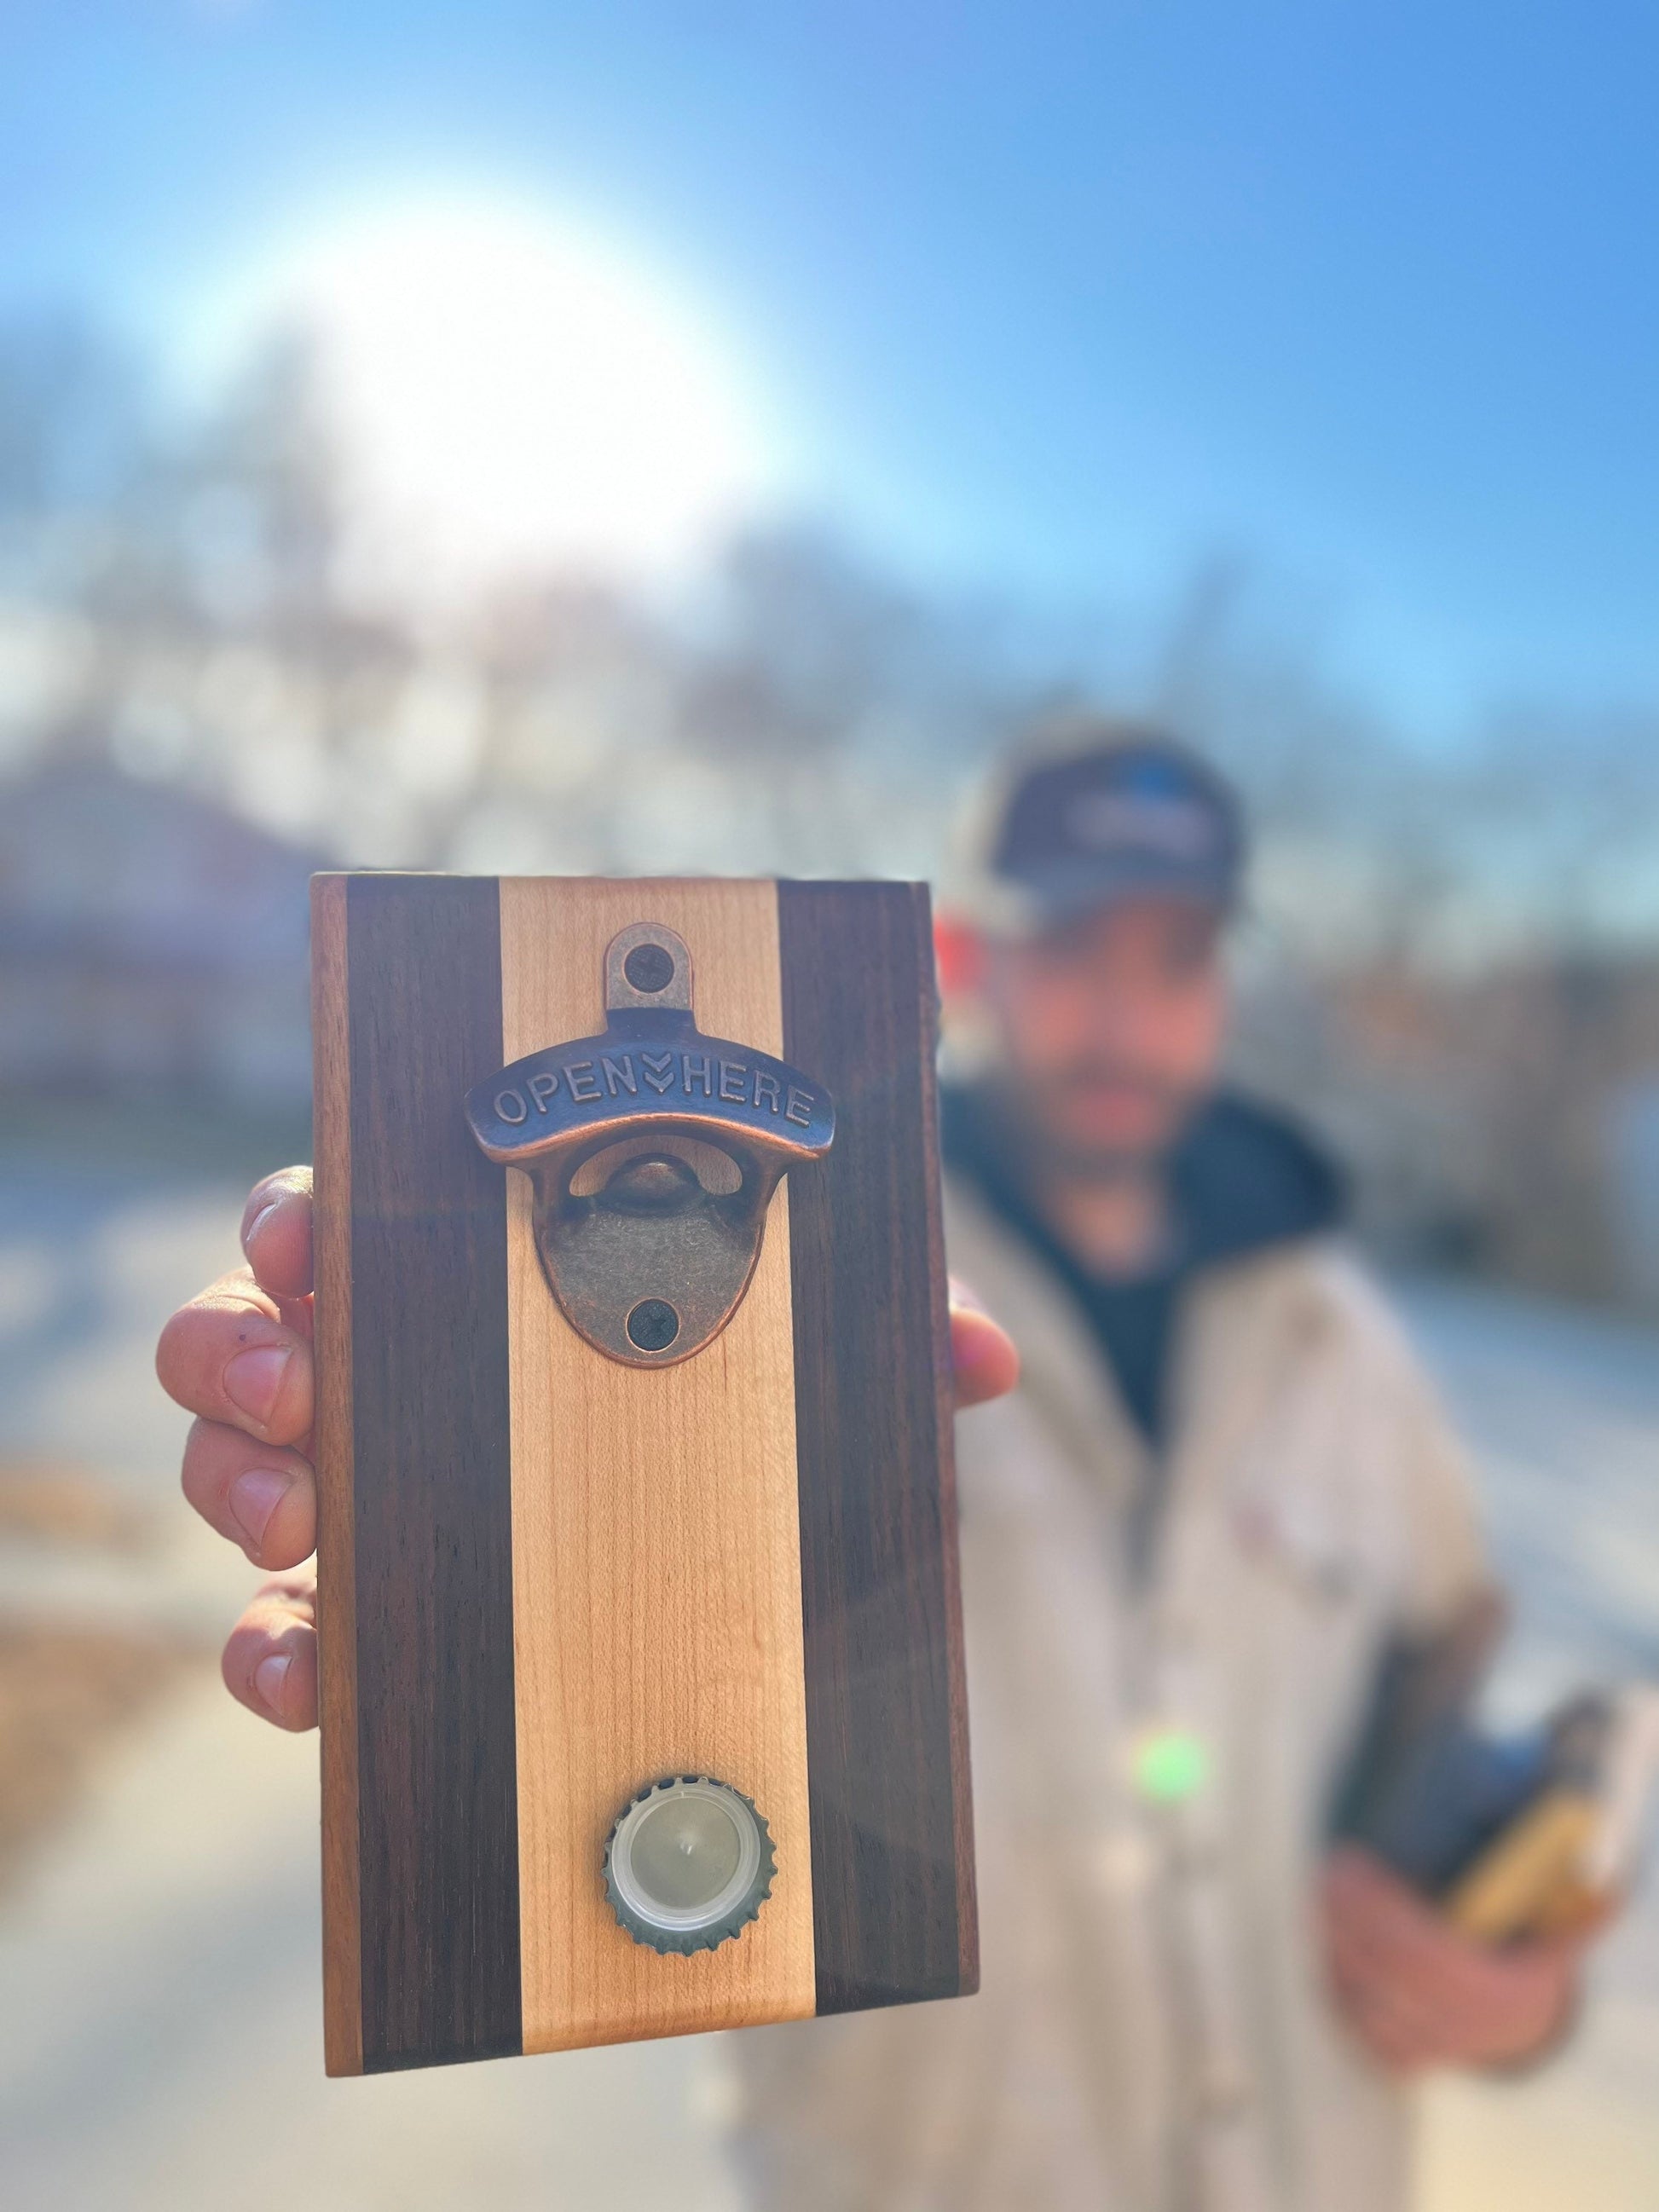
[736,1176,1487,2212]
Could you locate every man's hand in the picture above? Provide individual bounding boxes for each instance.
[158,1166,1020,1735]
[1324,1845,1593,2075]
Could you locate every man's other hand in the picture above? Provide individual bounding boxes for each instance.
[1324,1845,1594,2075]
[157,1167,1020,1734]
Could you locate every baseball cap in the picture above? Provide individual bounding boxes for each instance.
[956,725,1246,935]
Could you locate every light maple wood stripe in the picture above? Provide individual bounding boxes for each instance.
[310,874,362,2076]
[498,878,816,2050]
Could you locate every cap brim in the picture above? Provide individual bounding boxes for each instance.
[991,856,1237,934]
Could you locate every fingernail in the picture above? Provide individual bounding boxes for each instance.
[254,1653,291,1715]
[228,1467,293,1551]
[223,1345,291,1427]
[243,1198,282,1255]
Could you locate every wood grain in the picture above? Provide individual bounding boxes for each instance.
[497,878,817,2051]
[314,871,973,2069]
[910,881,980,2001]
[777,879,978,2012]
[310,874,361,2076]
[344,875,522,2071]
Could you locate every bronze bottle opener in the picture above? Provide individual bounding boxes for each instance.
[465,921,835,1366]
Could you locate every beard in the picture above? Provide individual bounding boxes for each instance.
[982,1060,1199,1184]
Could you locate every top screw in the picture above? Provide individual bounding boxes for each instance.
[623,943,675,994]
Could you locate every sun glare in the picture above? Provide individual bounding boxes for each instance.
[195,193,777,594]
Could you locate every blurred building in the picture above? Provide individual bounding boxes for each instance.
[0,760,315,1106]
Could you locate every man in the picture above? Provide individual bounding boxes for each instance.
[731,731,1592,2212]
[157,730,1588,2212]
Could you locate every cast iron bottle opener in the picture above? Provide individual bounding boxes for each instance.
[465,921,835,1366]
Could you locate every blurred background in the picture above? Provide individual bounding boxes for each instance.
[0,3,1656,2208]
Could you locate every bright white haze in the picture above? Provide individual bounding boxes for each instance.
[197,192,777,595]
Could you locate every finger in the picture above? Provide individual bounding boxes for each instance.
[1326,1881,1448,2001]
[181,1418,317,1570]
[222,1573,319,1732]
[156,1270,314,1445]
[240,1169,315,1307]
[1326,1845,1432,1927]
[1353,1890,1496,2006]
[1327,1932,1449,2071]
[1327,1883,1495,2036]
[949,1279,1020,1411]
[1336,1985,1439,2075]
[1325,1851,1454,1974]
[1327,1912,1442,2016]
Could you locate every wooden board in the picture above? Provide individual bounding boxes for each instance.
[310,874,975,2074]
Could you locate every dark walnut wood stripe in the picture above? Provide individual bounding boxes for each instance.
[311,876,361,2076]
[778,879,978,2012]
[908,880,980,2000]
[345,875,522,2069]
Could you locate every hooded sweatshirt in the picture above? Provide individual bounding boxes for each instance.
[943,1083,1346,1568]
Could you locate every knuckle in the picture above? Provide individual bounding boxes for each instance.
[157,1279,268,1385]
[158,1307,226,1408]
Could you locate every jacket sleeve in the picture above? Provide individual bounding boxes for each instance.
[1384,1325,1492,1639]
[1328,1253,1494,1637]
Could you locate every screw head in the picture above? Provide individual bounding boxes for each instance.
[626,1297,680,1352]
[622,942,676,994]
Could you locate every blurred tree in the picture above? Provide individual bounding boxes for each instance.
[0,311,1655,1297]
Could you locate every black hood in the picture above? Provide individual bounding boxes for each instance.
[941,1082,1345,1277]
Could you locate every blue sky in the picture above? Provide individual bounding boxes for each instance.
[2,0,1654,736]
